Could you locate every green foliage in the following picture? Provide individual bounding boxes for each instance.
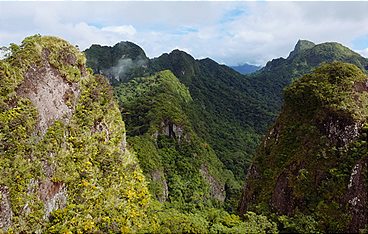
[116,70,192,136]
[85,39,368,189]
[84,39,368,233]
[278,214,321,234]
[113,69,276,233]
[84,41,149,83]
[285,62,367,119]
[151,53,270,182]
[144,201,278,234]
[115,71,238,211]
[0,35,151,232]
[242,62,368,233]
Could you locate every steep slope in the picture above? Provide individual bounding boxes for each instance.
[250,40,368,114]
[84,41,150,84]
[115,70,240,210]
[84,39,368,195]
[149,41,368,181]
[114,70,278,233]
[0,35,150,232]
[239,62,368,233]
[150,52,272,181]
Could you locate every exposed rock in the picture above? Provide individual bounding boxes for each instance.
[0,186,13,230]
[317,113,361,147]
[270,163,303,215]
[121,132,127,152]
[160,120,188,143]
[17,54,80,135]
[39,180,67,220]
[151,170,168,202]
[344,158,368,233]
[200,165,225,202]
[354,80,368,92]
[238,164,261,213]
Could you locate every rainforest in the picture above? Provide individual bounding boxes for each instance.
[0,2,368,233]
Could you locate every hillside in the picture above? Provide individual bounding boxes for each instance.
[115,70,238,210]
[84,41,150,84]
[0,35,150,232]
[2,35,367,232]
[249,40,368,114]
[239,62,368,233]
[0,35,282,233]
[150,52,272,181]
[84,39,368,191]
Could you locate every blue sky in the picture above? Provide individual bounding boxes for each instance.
[1,1,368,66]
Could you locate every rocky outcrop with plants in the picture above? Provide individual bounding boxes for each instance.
[0,35,150,233]
[239,62,368,233]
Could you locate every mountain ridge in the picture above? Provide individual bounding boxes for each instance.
[84,39,368,184]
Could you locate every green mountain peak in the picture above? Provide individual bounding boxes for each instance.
[239,62,368,233]
[288,39,315,59]
[84,41,149,83]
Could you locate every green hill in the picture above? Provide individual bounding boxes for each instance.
[250,40,368,115]
[115,70,231,208]
[4,35,367,233]
[84,41,150,84]
[239,62,368,233]
[84,39,368,206]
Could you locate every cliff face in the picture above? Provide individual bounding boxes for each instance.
[0,35,150,232]
[115,70,230,208]
[239,62,368,233]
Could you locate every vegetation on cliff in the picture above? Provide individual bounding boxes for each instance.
[0,35,279,233]
[115,70,241,210]
[0,35,150,232]
[239,62,368,233]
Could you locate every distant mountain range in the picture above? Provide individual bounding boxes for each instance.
[230,63,261,74]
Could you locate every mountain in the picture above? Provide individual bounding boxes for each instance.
[0,35,151,232]
[250,40,368,115]
[239,62,368,233]
[84,39,368,197]
[1,35,280,233]
[230,63,261,74]
[4,35,367,232]
[84,41,150,84]
[115,70,237,209]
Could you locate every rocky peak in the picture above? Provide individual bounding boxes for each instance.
[287,39,315,59]
[0,35,150,232]
[239,62,368,233]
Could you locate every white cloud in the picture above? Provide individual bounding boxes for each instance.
[356,48,368,58]
[1,1,368,65]
[101,25,136,36]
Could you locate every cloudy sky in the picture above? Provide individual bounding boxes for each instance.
[1,1,368,66]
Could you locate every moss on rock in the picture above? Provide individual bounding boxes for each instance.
[239,62,368,233]
[0,35,151,232]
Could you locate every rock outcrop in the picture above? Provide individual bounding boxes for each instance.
[0,35,150,232]
[239,62,368,233]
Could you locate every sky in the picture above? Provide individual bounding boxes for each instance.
[1,1,368,66]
